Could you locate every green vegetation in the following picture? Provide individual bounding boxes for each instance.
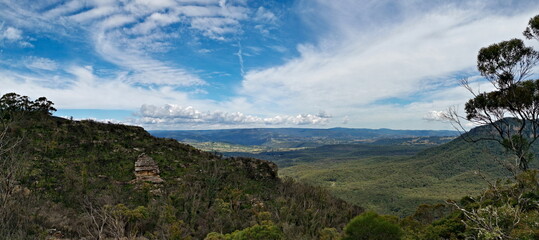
[279,136,514,216]
[0,93,362,239]
[189,129,504,216]
[392,170,539,239]
[389,13,539,239]
[343,211,402,240]
[205,220,283,240]
[0,92,56,119]
[156,124,501,217]
[260,142,437,167]
[156,129,460,216]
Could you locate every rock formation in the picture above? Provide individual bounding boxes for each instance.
[133,153,164,183]
[232,157,278,180]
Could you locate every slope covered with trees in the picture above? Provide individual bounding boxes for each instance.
[277,125,521,216]
[0,93,362,239]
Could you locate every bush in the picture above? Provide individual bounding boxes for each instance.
[205,232,226,240]
[319,227,341,240]
[343,211,402,240]
[205,221,284,240]
[226,221,283,240]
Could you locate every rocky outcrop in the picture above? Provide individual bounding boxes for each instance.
[232,157,278,180]
[133,153,164,184]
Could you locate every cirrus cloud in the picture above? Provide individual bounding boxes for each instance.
[24,56,58,71]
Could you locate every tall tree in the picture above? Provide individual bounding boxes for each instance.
[447,15,539,173]
[0,93,56,120]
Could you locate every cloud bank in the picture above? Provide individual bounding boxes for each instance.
[136,104,331,128]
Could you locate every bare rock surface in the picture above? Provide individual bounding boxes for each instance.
[133,153,164,183]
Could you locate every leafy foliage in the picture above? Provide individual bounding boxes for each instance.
[400,170,539,240]
[523,15,539,41]
[0,93,56,120]
[343,211,402,240]
[476,38,538,87]
[206,221,283,240]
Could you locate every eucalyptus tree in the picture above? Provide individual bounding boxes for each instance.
[447,15,539,173]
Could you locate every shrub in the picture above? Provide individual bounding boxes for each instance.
[343,211,402,240]
[226,221,283,240]
[319,227,341,240]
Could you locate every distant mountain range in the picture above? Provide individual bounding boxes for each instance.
[149,127,458,147]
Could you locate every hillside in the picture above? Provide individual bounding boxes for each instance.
[152,126,499,216]
[277,123,539,216]
[0,112,362,239]
[150,125,513,216]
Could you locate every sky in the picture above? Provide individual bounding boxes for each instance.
[1,0,539,130]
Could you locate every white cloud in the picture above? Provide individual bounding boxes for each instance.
[269,45,287,53]
[136,104,332,127]
[24,56,58,71]
[235,1,539,129]
[315,79,497,130]
[100,14,137,30]
[43,0,87,19]
[244,46,263,56]
[254,7,277,24]
[94,30,205,86]
[0,64,196,109]
[190,17,240,39]
[235,41,245,75]
[423,111,448,122]
[3,26,21,40]
[175,5,223,17]
[69,5,118,23]
[129,12,180,35]
[0,24,32,47]
[252,6,278,35]
[198,48,212,54]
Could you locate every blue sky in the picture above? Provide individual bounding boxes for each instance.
[1,0,539,130]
